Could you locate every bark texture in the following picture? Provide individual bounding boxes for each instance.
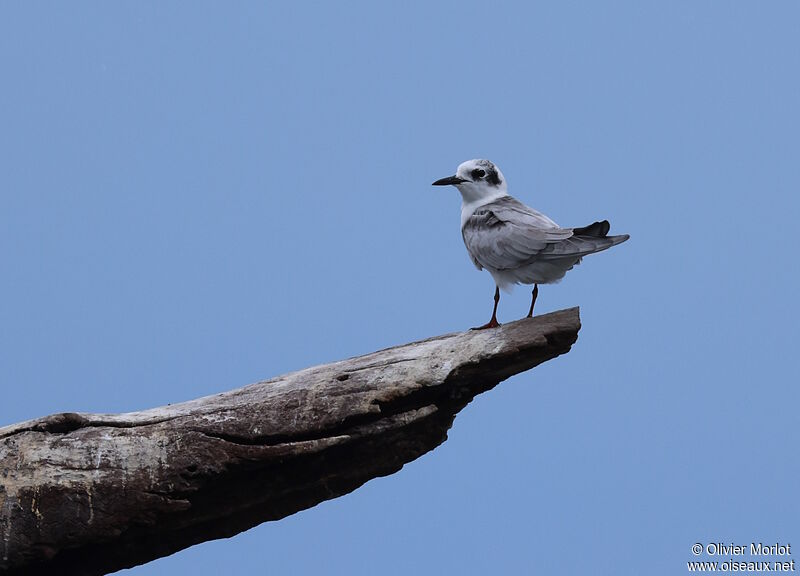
[0,307,580,575]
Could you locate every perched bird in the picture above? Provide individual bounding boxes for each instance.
[433,159,629,329]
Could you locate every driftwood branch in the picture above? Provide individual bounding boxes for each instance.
[0,308,580,575]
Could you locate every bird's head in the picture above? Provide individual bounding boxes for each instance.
[432,159,507,204]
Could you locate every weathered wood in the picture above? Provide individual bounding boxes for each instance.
[0,308,580,575]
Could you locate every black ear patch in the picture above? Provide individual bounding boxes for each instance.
[486,167,502,186]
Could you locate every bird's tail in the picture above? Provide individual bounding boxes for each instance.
[572,220,611,237]
[572,219,629,250]
[539,221,629,260]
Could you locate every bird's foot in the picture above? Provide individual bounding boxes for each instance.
[471,318,501,330]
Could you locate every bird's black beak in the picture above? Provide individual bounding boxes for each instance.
[432,175,466,186]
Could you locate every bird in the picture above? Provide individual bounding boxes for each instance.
[432,159,629,329]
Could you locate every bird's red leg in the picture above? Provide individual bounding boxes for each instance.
[472,286,501,330]
[526,284,539,318]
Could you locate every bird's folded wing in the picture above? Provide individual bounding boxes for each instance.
[462,198,572,271]
[537,234,629,258]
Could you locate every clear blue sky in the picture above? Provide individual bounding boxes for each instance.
[1,2,798,574]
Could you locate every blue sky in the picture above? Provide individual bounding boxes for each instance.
[1,2,798,574]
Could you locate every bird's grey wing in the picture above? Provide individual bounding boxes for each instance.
[462,199,572,271]
[486,195,563,229]
[536,234,630,259]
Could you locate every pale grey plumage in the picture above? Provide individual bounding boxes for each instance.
[462,195,629,289]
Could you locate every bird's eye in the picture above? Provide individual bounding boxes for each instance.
[471,168,486,179]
